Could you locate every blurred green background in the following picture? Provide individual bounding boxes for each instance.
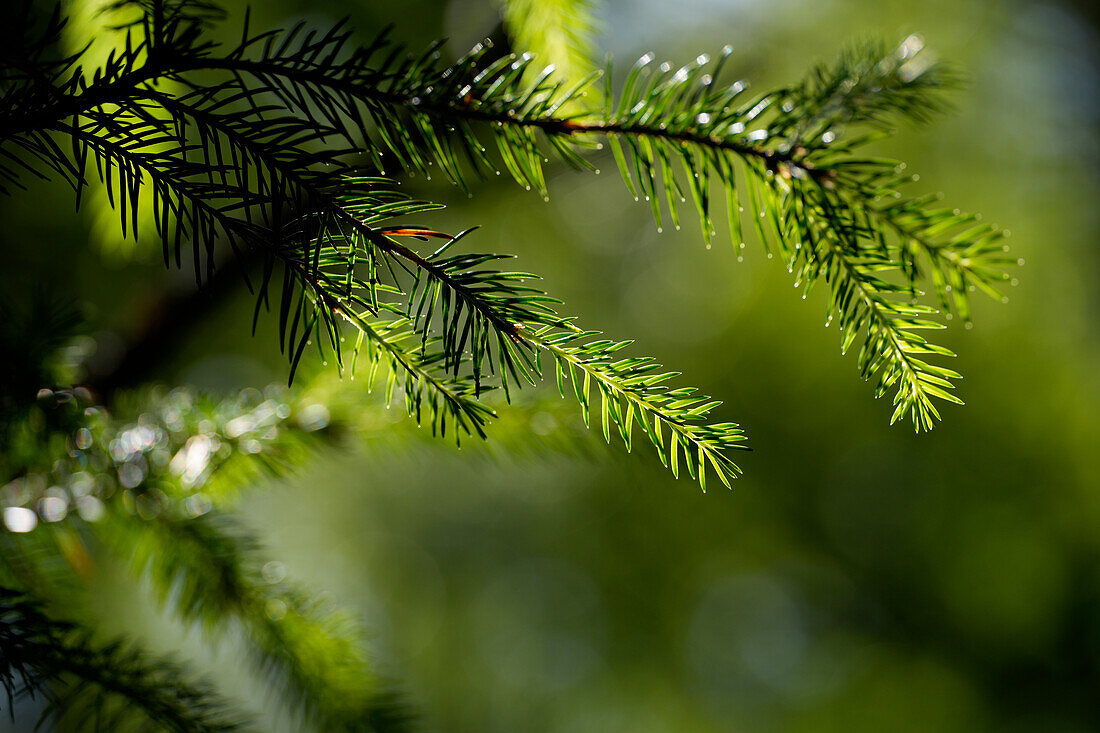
[5,0,1100,730]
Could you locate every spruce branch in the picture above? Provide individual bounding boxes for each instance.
[2,380,420,730]
[0,0,1014,464]
[94,16,1009,429]
[0,3,750,482]
[0,586,248,732]
[101,508,412,732]
[529,328,747,489]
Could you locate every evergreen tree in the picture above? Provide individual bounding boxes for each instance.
[0,0,1015,729]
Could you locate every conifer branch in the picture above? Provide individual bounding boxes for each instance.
[0,587,248,732]
[0,4,751,478]
[102,509,412,732]
[0,0,1014,470]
